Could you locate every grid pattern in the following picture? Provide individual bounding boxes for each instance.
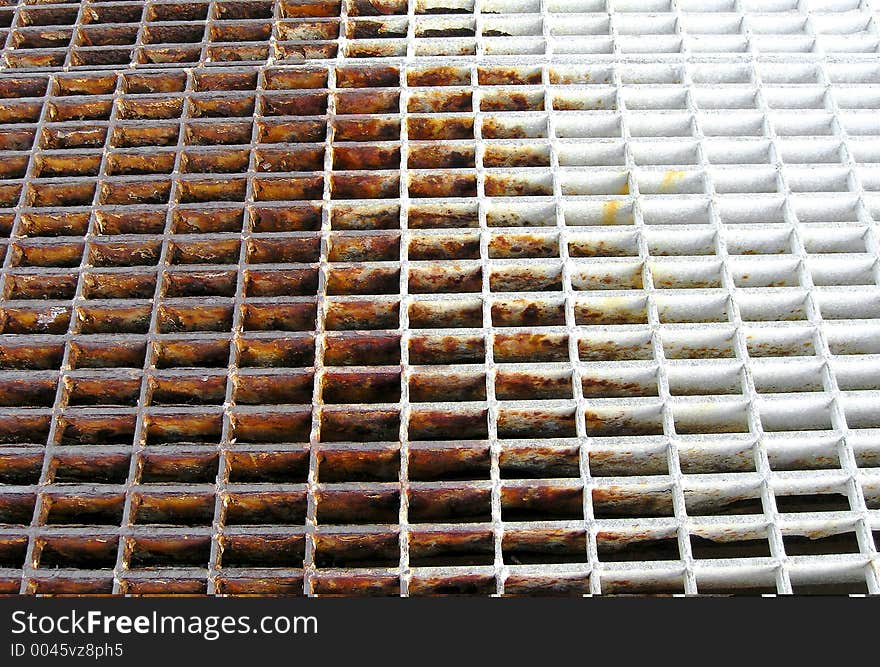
[0,0,878,596]
[0,0,877,67]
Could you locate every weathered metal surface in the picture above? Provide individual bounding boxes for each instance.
[0,0,877,597]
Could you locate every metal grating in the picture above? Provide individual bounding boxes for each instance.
[0,0,877,597]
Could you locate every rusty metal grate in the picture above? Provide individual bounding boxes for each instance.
[0,0,878,596]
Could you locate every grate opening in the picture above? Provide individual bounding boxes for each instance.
[314,531,399,567]
[408,445,491,481]
[690,529,772,561]
[140,451,219,483]
[597,529,680,562]
[27,577,115,595]
[37,536,119,570]
[220,534,305,568]
[503,572,591,597]
[0,535,27,568]
[225,491,308,525]
[44,494,125,526]
[409,528,494,566]
[52,453,131,484]
[409,486,491,522]
[128,535,213,568]
[503,528,587,564]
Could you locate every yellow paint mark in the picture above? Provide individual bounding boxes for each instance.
[602,199,622,225]
[617,179,630,196]
[659,170,686,193]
